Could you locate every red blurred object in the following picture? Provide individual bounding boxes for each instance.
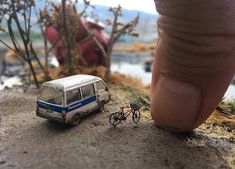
[45,18,109,66]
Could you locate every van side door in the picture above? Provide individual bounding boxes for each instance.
[66,88,82,114]
[81,84,97,113]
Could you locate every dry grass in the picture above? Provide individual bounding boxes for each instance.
[114,43,156,53]
[35,66,151,94]
[207,110,235,129]
[35,65,107,83]
[110,72,150,94]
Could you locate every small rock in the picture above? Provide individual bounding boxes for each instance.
[0,160,6,165]
[92,121,101,126]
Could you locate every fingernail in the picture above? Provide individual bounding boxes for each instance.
[151,77,201,132]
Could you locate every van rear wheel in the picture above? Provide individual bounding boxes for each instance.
[71,114,80,126]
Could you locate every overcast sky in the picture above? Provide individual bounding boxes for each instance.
[88,0,156,14]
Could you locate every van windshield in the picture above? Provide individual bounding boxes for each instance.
[38,86,63,106]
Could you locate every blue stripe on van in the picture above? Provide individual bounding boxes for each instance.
[37,95,97,113]
[66,95,97,112]
[37,101,66,112]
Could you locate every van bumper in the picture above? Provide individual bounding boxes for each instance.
[36,108,68,124]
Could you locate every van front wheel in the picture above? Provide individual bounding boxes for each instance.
[71,114,80,126]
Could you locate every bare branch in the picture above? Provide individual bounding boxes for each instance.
[27,4,32,36]
[113,16,139,43]
[62,0,73,72]
[23,1,28,34]
[81,23,108,61]
[0,39,18,54]
[12,4,27,39]
[79,3,89,17]
[47,33,63,54]
[110,5,120,38]
[30,42,46,74]
[7,16,20,52]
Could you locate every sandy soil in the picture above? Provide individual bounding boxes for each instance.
[0,84,234,169]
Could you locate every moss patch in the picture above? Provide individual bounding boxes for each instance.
[217,98,235,115]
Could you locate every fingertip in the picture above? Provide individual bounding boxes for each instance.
[151,76,201,132]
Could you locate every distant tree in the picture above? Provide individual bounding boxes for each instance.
[39,0,90,75]
[39,1,139,79]
[61,0,78,74]
[36,0,59,80]
[0,0,46,88]
[97,5,139,78]
[78,4,139,79]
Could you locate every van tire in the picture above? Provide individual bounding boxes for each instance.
[71,114,80,126]
[99,101,105,112]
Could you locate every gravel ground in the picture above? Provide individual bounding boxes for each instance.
[0,85,234,169]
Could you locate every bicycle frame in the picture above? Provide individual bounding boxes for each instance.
[119,107,134,119]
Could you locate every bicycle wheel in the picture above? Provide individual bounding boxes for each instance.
[109,112,122,126]
[132,110,140,124]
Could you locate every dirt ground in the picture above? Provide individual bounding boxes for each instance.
[0,84,235,169]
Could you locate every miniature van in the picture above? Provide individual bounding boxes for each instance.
[36,74,110,126]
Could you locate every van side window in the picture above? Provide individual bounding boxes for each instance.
[81,84,95,99]
[96,81,106,91]
[67,89,81,105]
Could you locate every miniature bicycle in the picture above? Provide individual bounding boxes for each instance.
[109,103,142,126]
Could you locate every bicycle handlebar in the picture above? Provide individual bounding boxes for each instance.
[130,103,142,110]
[120,103,142,111]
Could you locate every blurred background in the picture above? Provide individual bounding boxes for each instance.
[0,0,234,98]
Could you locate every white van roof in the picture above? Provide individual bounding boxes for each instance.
[43,74,102,90]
